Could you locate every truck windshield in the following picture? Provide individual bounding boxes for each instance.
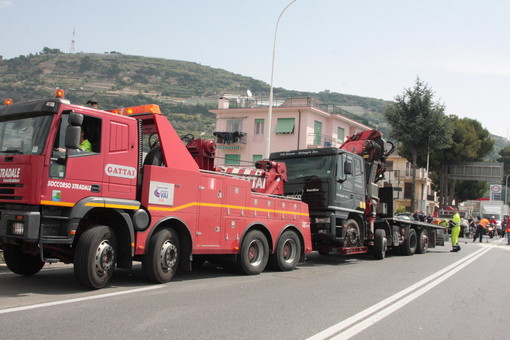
[0,114,53,155]
[281,155,335,180]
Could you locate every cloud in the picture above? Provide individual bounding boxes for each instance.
[0,1,12,9]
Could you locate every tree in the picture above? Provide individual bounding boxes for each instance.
[498,146,510,201]
[384,78,453,212]
[430,117,494,203]
[497,146,510,174]
[79,56,94,72]
[41,47,62,55]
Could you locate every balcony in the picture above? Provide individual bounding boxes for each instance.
[306,133,338,148]
[213,131,247,149]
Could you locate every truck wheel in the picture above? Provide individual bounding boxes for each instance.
[143,229,180,283]
[400,228,417,256]
[74,226,117,289]
[344,219,361,247]
[416,229,429,254]
[373,229,387,260]
[237,230,269,275]
[3,246,44,276]
[269,230,301,271]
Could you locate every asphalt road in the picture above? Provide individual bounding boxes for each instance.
[1,236,509,340]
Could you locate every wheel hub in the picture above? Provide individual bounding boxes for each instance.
[95,240,115,275]
[160,240,177,271]
[282,239,297,263]
[248,240,263,266]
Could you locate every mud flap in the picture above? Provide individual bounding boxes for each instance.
[435,228,445,246]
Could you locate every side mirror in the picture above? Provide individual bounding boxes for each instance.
[65,126,81,149]
[68,111,83,126]
[65,111,83,149]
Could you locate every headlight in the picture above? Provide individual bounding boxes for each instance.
[9,221,25,236]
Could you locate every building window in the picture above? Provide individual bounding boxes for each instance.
[252,154,263,164]
[386,160,393,171]
[275,118,295,134]
[225,154,240,165]
[404,182,413,199]
[337,127,345,143]
[313,120,322,145]
[405,162,412,177]
[227,119,242,132]
[254,119,264,135]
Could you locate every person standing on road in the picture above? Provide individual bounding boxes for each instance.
[450,209,461,252]
[473,216,489,243]
[505,216,510,245]
[501,215,508,239]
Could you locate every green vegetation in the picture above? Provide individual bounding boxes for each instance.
[0,48,507,154]
[385,78,506,203]
[385,78,454,211]
[0,48,392,138]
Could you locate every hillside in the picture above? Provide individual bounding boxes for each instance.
[0,50,391,138]
[0,49,507,159]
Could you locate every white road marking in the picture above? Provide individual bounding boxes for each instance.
[0,285,164,314]
[308,239,503,340]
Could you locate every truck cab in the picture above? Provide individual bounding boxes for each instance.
[271,148,368,251]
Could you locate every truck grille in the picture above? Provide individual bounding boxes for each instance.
[0,183,23,200]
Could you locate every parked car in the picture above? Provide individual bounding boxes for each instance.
[395,213,414,220]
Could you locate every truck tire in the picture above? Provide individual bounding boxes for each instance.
[269,230,301,271]
[416,229,429,254]
[373,229,387,260]
[400,228,417,256]
[143,229,180,283]
[3,245,44,276]
[237,230,269,275]
[74,226,117,289]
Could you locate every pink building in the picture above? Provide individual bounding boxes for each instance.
[210,96,372,166]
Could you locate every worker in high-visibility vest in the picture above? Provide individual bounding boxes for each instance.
[473,216,489,243]
[450,210,461,252]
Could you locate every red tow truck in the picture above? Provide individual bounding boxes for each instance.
[0,90,311,289]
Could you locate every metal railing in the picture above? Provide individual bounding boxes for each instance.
[306,133,338,147]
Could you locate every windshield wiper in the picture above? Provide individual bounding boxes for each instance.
[0,149,23,154]
[293,175,321,180]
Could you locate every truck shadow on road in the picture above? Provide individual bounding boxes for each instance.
[0,247,453,298]
[0,261,249,298]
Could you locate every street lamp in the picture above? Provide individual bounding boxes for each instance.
[265,0,298,158]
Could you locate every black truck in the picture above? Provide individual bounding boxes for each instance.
[270,130,445,259]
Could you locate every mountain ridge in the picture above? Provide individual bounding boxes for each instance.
[0,50,507,158]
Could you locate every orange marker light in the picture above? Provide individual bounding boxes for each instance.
[55,89,65,98]
[4,98,13,106]
[108,104,161,115]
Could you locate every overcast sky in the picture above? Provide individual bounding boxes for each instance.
[1,0,509,139]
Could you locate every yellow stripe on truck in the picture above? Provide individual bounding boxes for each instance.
[148,201,308,216]
[40,200,140,210]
